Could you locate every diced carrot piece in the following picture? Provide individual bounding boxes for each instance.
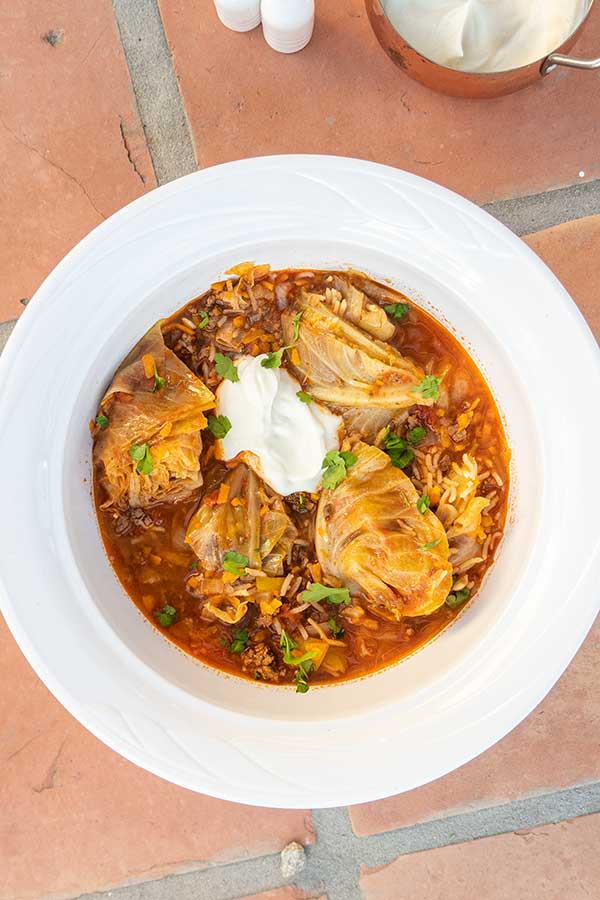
[290,348,300,366]
[309,562,322,582]
[222,571,238,584]
[141,353,155,379]
[217,483,230,504]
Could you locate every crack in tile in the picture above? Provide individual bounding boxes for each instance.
[6,732,41,763]
[0,117,106,221]
[32,738,67,794]
[119,117,146,184]
[74,24,110,74]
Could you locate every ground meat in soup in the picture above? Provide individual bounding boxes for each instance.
[92,265,510,692]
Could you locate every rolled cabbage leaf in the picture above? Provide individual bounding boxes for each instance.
[94,323,215,509]
[315,442,452,619]
[185,463,297,576]
[282,292,430,431]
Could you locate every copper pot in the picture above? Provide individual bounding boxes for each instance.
[366,0,600,98]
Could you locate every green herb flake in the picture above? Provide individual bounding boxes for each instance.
[295,660,313,693]
[222,550,249,577]
[321,449,357,490]
[328,618,345,639]
[296,390,313,404]
[279,629,317,669]
[95,413,109,430]
[190,560,198,571]
[262,311,303,370]
[230,628,249,654]
[220,636,228,648]
[383,431,415,470]
[419,538,442,552]
[384,302,410,321]
[301,582,351,606]
[417,494,430,515]
[215,352,239,382]
[407,425,427,446]
[261,347,286,369]
[129,442,154,475]
[197,310,209,330]
[291,310,303,342]
[154,604,176,627]
[446,588,471,610]
[298,493,306,510]
[207,414,232,439]
[152,362,165,392]
[412,374,442,401]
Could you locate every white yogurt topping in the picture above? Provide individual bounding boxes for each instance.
[382,0,588,73]
[217,355,342,495]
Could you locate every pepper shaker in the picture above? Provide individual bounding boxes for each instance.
[261,0,315,53]
[213,0,261,32]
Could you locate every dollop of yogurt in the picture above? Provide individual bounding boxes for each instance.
[217,355,341,495]
[382,0,588,73]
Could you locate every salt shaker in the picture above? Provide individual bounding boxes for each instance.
[213,0,261,32]
[261,0,315,53]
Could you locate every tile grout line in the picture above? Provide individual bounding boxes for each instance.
[111,0,197,186]
[75,780,600,900]
[483,177,600,236]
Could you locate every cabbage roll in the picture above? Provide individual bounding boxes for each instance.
[315,442,452,619]
[185,463,297,575]
[281,292,430,440]
[94,323,215,509]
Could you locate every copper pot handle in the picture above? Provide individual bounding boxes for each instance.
[542,52,600,75]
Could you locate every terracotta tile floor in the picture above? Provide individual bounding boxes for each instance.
[0,617,313,900]
[0,0,155,323]
[1,3,599,899]
[159,0,600,203]
[360,813,600,899]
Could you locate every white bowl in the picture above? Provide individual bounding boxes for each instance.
[1,156,599,808]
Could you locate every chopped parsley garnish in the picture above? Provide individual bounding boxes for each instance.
[321,449,357,490]
[296,390,313,404]
[261,347,286,369]
[298,493,306,510]
[291,310,303,342]
[95,413,108,430]
[295,660,313,693]
[419,538,442,552]
[417,494,430,515]
[279,630,317,669]
[261,311,303,370]
[412,374,442,401]
[383,431,415,470]
[222,551,248,577]
[153,604,176,627]
[129,442,154,475]
[328,618,345,638]
[197,310,209,329]
[407,425,427,445]
[152,362,165,392]
[220,636,228,648]
[446,588,471,609]
[207,414,231,439]
[215,352,239,382]
[230,628,249,654]
[384,302,410,321]
[301,582,351,606]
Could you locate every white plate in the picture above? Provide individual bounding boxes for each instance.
[1,156,599,808]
